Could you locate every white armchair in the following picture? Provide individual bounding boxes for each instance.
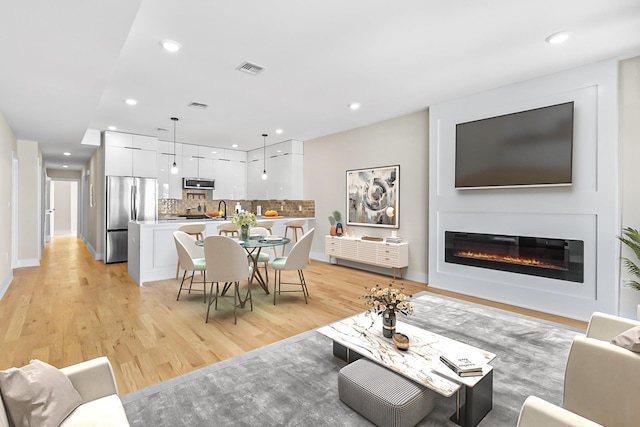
[1,357,129,427]
[517,396,602,427]
[520,312,640,427]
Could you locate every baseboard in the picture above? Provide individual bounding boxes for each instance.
[16,258,40,268]
[0,270,14,301]
[85,241,103,261]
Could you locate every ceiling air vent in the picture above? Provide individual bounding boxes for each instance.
[187,102,209,109]
[236,61,266,76]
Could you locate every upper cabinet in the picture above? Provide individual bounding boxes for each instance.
[104,131,277,200]
[247,140,303,199]
[104,131,157,178]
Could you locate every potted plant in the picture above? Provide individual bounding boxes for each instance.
[329,211,343,236]
[333,211,344,236]
[328,215,336,236]
[618,227,640,319]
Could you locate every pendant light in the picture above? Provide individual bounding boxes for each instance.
[261,133,268,180]
[170,117,179,175]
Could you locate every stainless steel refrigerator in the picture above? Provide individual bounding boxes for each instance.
[106,176,157,263]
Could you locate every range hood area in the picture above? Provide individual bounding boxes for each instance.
[183,177,215,190]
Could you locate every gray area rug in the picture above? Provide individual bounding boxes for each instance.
[122,293,584,426]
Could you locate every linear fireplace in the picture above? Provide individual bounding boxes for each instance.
[445,231,584,283]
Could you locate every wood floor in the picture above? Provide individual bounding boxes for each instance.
[0,235,586,395]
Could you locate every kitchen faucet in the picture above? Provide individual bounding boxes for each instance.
[218,200,227,219]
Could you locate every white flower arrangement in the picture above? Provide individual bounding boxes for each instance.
[361,282,414,316]
[231,211,257,228]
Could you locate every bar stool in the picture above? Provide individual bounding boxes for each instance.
[256,219,277,259]
[176,223,206,279]
[218,223,240,237]
[282,219,306,256]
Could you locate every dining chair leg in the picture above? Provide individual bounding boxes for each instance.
[177,270,188,300]
[273,270,280,305]
[233,281,238,325]
[202,271,207,303]
[298,269,309,303]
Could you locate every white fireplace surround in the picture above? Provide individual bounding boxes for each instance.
[429,59,619,321]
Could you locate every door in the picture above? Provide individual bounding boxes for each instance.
[106,176,134,230]
[134,178,157,221]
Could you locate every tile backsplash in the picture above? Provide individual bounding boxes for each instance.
[158,190,315,218]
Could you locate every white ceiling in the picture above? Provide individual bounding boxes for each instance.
[2,0,640,171]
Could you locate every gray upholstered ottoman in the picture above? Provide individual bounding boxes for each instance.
[338,358,437,427]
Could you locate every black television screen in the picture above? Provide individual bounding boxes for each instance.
[455,102,574,189]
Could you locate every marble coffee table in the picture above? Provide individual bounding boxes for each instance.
[317,304,496,427]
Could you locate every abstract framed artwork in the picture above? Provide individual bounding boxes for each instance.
[346,165,399,228]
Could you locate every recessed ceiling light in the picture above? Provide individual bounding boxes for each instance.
[211,150,217,154]
[277,150,282,153]
[348,103,361,110]
[232,144,238,148]
[545,32,570,44]
[275,129,283,134]
[62,165,68,168]
[125,99,138,106]
[160,39,182,52]
[107,125,117,131]
[63,152,71,156]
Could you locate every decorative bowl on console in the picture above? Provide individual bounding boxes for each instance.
[392,333,410,350]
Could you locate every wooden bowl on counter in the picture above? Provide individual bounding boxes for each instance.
[392,333,410,351]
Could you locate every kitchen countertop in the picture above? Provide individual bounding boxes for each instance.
[135,216,314,226]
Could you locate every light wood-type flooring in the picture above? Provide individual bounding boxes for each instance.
[0,235,586,395]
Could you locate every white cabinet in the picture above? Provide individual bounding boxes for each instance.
[104,132,157,178]
[247,139,303,199]
[157,153,183,199]
[198,158,214,180]
[210,150,246,199]
[325,236,408,279]
[181,144,199,158]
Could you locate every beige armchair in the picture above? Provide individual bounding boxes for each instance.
[520,312,640,427]
[517,396,602,427]
[1,357,129,427]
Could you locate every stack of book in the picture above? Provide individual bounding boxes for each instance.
[386,236,403,244]
[439,354,484,377]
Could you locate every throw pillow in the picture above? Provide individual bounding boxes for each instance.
[0,359,82,427]
[610,325,640,352]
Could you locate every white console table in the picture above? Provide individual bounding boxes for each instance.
[325,235,408,279]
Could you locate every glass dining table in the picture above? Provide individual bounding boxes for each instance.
[196,235,290,294]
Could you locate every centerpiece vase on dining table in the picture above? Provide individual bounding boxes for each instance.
[240,225,250,241]
[382,310,396,338]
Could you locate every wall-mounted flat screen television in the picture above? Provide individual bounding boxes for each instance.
[455,101,574,189]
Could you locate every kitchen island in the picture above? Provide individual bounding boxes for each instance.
[128,217,314,285]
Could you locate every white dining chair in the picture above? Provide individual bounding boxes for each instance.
[176,223,206,279]
[256,219,277,259]
[203,235,254,324]
[173,230,207,302]
[248,226,271,283]
[272,228,315,305]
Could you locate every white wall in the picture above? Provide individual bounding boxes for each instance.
[305,110,429,283]
[0,113,17,298]
[619,56,640,319]
[429,59,619,321]
[17,140,43,268]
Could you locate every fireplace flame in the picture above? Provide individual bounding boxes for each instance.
[454,251,564,270]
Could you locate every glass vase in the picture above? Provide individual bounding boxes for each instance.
[382,310,396,338]
[240,225,250,241]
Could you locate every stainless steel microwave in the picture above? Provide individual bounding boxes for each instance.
[183,177,215,190]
